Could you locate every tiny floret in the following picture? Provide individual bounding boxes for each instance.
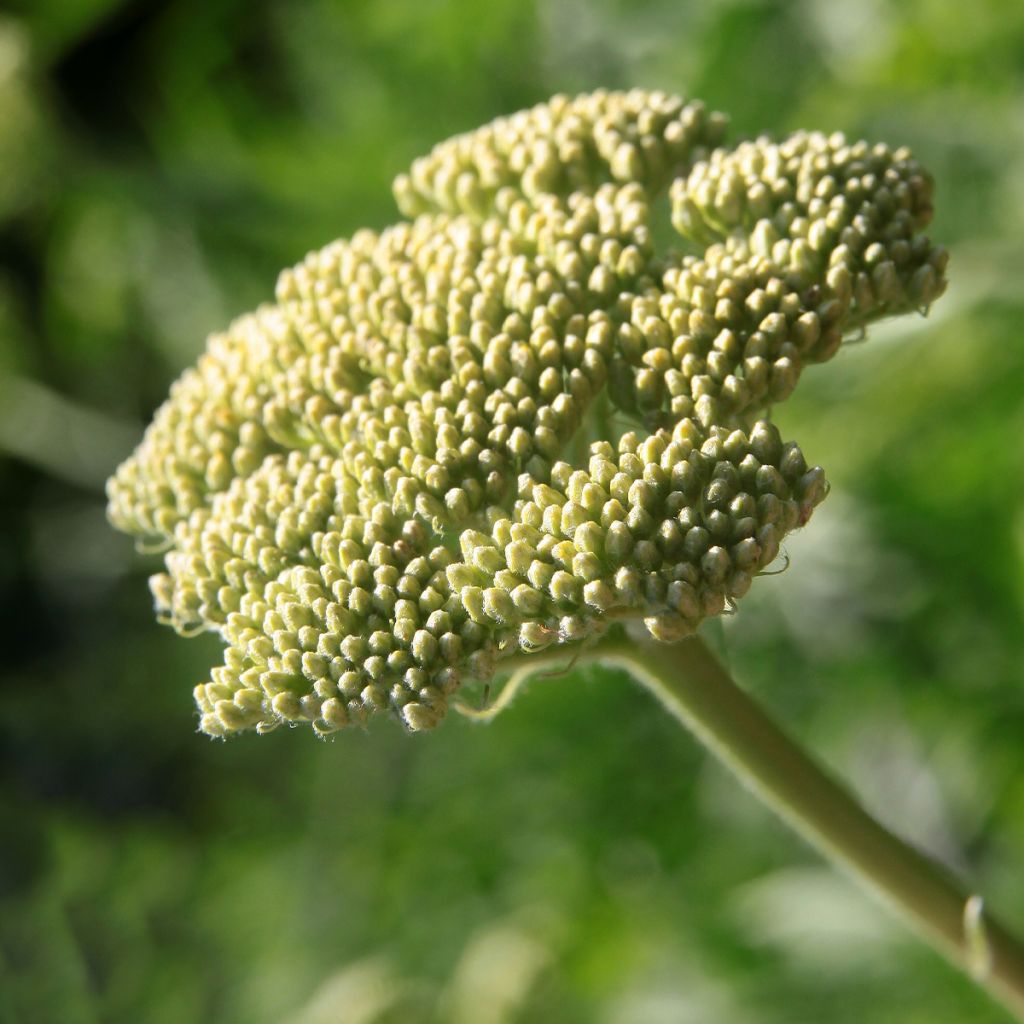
[106,90,947,737]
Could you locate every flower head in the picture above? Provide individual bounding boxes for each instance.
[107,90,946,737]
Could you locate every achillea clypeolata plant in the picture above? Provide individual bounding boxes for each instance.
[108,89,942,735]
[109,90,1024,1016]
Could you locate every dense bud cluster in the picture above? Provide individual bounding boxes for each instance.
[107,90,946,737]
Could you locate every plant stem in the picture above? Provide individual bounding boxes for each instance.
[590,632,1024,1020]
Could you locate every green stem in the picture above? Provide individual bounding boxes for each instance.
[589,633,1024,1020]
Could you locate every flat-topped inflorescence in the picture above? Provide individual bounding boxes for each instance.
[106,89,947,738]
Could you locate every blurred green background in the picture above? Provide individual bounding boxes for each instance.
[2,0,1024,1021]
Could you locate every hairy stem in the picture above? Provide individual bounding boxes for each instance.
[586,633,1024,1018]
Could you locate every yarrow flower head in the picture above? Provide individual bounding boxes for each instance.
[107,89,947,738]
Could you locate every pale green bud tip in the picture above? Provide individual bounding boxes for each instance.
[106,91,944,738]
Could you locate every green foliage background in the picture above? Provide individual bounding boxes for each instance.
[2,1,1023,1021]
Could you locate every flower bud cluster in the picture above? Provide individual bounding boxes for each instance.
[107,308,288,536]
[393,88,727,217]
[447,417,824,652]
[670,130,947,361]
[610,130,949,431]
[107,91,946,737]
